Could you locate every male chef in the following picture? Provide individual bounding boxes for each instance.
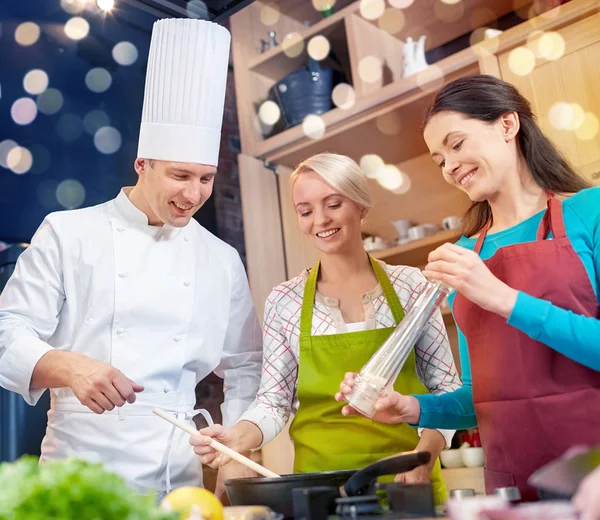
[0,18,261,499]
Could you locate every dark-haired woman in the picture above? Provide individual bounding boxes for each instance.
[337,75,600,501]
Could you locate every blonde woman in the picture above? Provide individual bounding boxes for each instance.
[191,153,461,503]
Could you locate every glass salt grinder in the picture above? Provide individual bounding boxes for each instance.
[346,281,452,418]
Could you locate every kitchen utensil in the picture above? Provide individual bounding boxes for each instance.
[494,486,521,502]
[440,449,465,469]
[363,235,388,252]
[449,488,476,499]
[462,446,485,468]
[346,281,452,417]
[224,451,431,518]
[442,216,463,231]
[407,225,427,241]
[152,408,280,479]
[391,219,413,239]
[422,223,439,236]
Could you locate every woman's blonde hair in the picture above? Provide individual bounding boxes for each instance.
[289,153,372,210]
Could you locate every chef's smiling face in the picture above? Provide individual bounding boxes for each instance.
[423,110,519,203]
[292,170,366,255]
[133,158,217,227]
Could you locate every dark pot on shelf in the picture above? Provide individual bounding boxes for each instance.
[269,58,337,129]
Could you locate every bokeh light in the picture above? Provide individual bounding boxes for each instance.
[112,41,138,66]
[312,0,336,11]
[60,0,87,14]
[566,103,585,131]
[64,17,90,40]
[360,0,385,21]
[94,126,122,154]
[15,22,40,46]
[376,164,404,191]
[358,56,383,84]
[7,146,33,175]
[11,98,38,125]
[332,83,356,110]
[376,112,401,136]
[97,0,115,10]
[85,68,112,93]
[538,32,565,61]
[260,3,280,26]
[83,109,110,135]
[302,115,326,139]
[307,35,330,61]
[360,154,384,179]
[389,0,413,7]
[186,0,209,19]
[37,88,64,115]
[56,179,86,209]
[378,8,405,34]
[0,140,18,169]
[258,100,281,125]
[547,102,574,130]
[23,69,49,95]
[575,113,599,141]
[508,47,535,76]
[282,33,304,58]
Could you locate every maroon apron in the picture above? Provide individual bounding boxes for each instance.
[453,194,600,501]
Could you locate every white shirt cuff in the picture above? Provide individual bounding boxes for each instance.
[0,337,53,405]
[417,427,456,449]
[237,407,283,448]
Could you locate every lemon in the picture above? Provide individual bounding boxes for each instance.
[160,486,224,520]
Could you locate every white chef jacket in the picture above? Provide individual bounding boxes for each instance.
[0,188,262,495]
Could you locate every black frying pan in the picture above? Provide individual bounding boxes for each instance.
[224,451,431,518]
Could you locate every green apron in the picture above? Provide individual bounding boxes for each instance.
[289,256,447,504]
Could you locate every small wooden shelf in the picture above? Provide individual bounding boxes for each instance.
[371,229,461,267]
[248,2,357,76]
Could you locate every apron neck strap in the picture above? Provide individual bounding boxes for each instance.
[473,192,566,253]
[369,256,405,325]
[537,192,567,240]
[473,220,492,254]
[300,255,406,337]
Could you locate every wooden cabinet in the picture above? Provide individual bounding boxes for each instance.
[480,0,600,184]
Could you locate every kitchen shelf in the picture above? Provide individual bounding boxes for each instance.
[371,229,461,267]
[248,2,357,77]
[254,45,481,167]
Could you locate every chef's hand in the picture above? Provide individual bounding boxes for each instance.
[33,351,144,414]
[573,465,600,520]
[214,461,258,503]
[423,242,518,319]
[335,372,421,425]
[190,424,239,468]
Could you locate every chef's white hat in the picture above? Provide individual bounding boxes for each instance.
[137,19,231,167]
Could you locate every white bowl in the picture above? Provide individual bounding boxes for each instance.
[440,449,465,469]
[461,447,485,468]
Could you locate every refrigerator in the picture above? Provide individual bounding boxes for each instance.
[0,243,51,463]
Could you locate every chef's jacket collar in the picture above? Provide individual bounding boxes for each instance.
[114,188,184,238]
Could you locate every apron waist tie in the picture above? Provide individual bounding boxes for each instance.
[164,408,214,494]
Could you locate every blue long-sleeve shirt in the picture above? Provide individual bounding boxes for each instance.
[415,187,600,430]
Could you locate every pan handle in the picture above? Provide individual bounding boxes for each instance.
[342,451,431,496]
